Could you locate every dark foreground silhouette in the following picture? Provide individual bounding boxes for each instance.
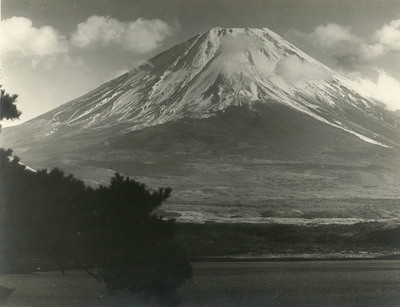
[0,148,192,305]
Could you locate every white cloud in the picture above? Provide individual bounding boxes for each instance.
[373,19,400,52]
[70,15,125,48]
[286,20,400,70]
[275,55,328,84]
[120,18,174,53]
[71,15,173,53]
[347,70,400,111]
[312,23,359,49]
[1,15,174,58]
[285,21,400,110]
[286,23,374,70]
[217,34,260,74]
[286,24,360,51]
[1,17,68,58]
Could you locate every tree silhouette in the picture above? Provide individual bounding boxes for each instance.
[0,149,192,305]
[0,88,21,121]
[82,174,192,304]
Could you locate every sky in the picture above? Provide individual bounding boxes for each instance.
[1,0,400,126]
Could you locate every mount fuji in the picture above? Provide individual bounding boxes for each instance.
[2,27,400,224]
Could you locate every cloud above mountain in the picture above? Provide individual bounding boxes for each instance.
[70,15,174,53]
[286,20,400,70]
[374,19,400,53]
[275,55,328,84]
[285,20,400,110]
[1,15,176,61]
[1,17,68,58]
[347,70,400,111]
[218,34,260,74]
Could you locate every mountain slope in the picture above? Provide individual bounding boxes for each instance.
[6,27,400,146]
[2,27,400,224]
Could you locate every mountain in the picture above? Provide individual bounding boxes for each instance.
[2,27,400,224]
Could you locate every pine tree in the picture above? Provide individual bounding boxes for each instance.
[0,150,192,305]
[0,88,21,121]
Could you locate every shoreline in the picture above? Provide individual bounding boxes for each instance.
[3,254,400,276]
[190,254,400,262]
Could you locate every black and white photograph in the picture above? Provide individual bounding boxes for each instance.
[1,0,400,305]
